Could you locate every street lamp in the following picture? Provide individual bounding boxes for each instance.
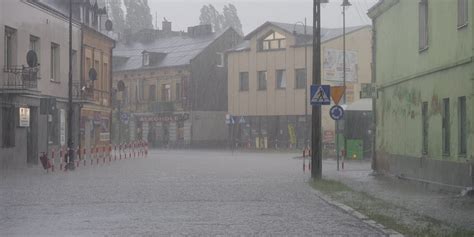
[66,0,75,170]
[293,19,308,149]
[311,0,328,179]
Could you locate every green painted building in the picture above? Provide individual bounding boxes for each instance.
[368,0,473,189]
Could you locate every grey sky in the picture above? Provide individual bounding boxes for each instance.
[147,0,378,34]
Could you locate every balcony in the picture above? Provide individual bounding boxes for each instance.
[1,66,40,91]
[72,81,111,107]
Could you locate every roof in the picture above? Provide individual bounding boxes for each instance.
[230,21,370,52]
[346,98,373,111]
[367,0,399,19]
[113,29,231,72]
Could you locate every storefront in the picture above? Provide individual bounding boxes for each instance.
[134,113,191,148]
[80,106,111,149]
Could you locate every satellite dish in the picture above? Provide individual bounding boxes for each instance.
[117,80,125,91]
[105,19,113,31]
[89,68,97,81]
[26,50,38,67]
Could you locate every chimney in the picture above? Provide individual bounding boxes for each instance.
[162,18,172,32]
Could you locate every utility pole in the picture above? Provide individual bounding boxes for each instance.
[341,0,351,168]
[311,0,323,179]
[304,18,308,149]
[66,0,75,170]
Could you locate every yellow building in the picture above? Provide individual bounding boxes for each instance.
[227,22,371,150]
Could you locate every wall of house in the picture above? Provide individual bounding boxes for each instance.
[0,0,81,98]
[191,29,243,111]
[0,0,81,168]
[373,0,474,188]
[227,26,372,138]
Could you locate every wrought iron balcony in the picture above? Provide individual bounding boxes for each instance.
[72,81,111,106]
[1,66,40,90]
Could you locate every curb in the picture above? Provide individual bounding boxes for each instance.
[310,189,404,237]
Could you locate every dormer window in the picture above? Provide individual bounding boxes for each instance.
[143,52,150,66]
[260,31,286,51]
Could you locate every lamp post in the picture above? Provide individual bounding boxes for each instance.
[311,0,328,179]
[341,0,351,169]
[66,0,75,170]
[293,19,308,149]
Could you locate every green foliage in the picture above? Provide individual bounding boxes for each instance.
[199,4,243,35]
[124,0,153,33]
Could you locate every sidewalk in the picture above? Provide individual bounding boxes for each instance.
[321,159,474,230]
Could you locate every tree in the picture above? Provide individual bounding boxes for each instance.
[199,4,242,35]
[222,4,243,35]
[199,4,223,32]
[124,0,153,33]
[107,0,126,35]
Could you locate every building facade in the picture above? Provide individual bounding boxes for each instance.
[227,22,372,151]
[113,25,242,148]
[368,0,473,188]
[78,22,115,151]
[0,0,81,168]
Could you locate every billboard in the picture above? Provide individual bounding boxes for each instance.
[323,49,358,82]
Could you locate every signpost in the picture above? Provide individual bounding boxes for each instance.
[310,85,331,106]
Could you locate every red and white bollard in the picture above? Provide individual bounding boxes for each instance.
[96,146,100,165]
[83,148,87,166]
[51,148,56,172]
[59,147,64,171]
[90,147,94,166]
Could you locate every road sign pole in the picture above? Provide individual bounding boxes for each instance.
[311,0,322,179]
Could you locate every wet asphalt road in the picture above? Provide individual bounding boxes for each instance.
[1,150,383,236]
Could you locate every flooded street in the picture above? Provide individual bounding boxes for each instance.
[1,150,383,236]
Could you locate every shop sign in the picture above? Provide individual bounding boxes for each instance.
[19,107,30,127]
[138,113,190,122]
[100,132,110,141]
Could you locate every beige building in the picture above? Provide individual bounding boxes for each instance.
[227,22,371,150]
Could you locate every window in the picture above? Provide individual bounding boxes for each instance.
[4,27,17,69]
[257,71,267,90]
[419,0,429,51]
[176,83,181,101]
[2,106,16,147]
[295,69,307,89]
[276,70,286,89]
[458,96,467,155]
[422,102,428,155]
[50,43,60,81]
[216,52,224,68]
[94,60,101,84]
[103,63,108,93]
[458,0,468,28]
[143,53,150,66]
[239,72,249,91]
[260,31,286,51]
[161,84,171,101]
[149,84,156,101]
[442,98,450,155]
[72,50,78,80]
[29,35,40,64]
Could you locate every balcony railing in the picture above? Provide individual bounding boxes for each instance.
[72,81,111,106]
[1,66,40,90]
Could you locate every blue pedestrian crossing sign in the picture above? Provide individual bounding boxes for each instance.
[310,85,331,106]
